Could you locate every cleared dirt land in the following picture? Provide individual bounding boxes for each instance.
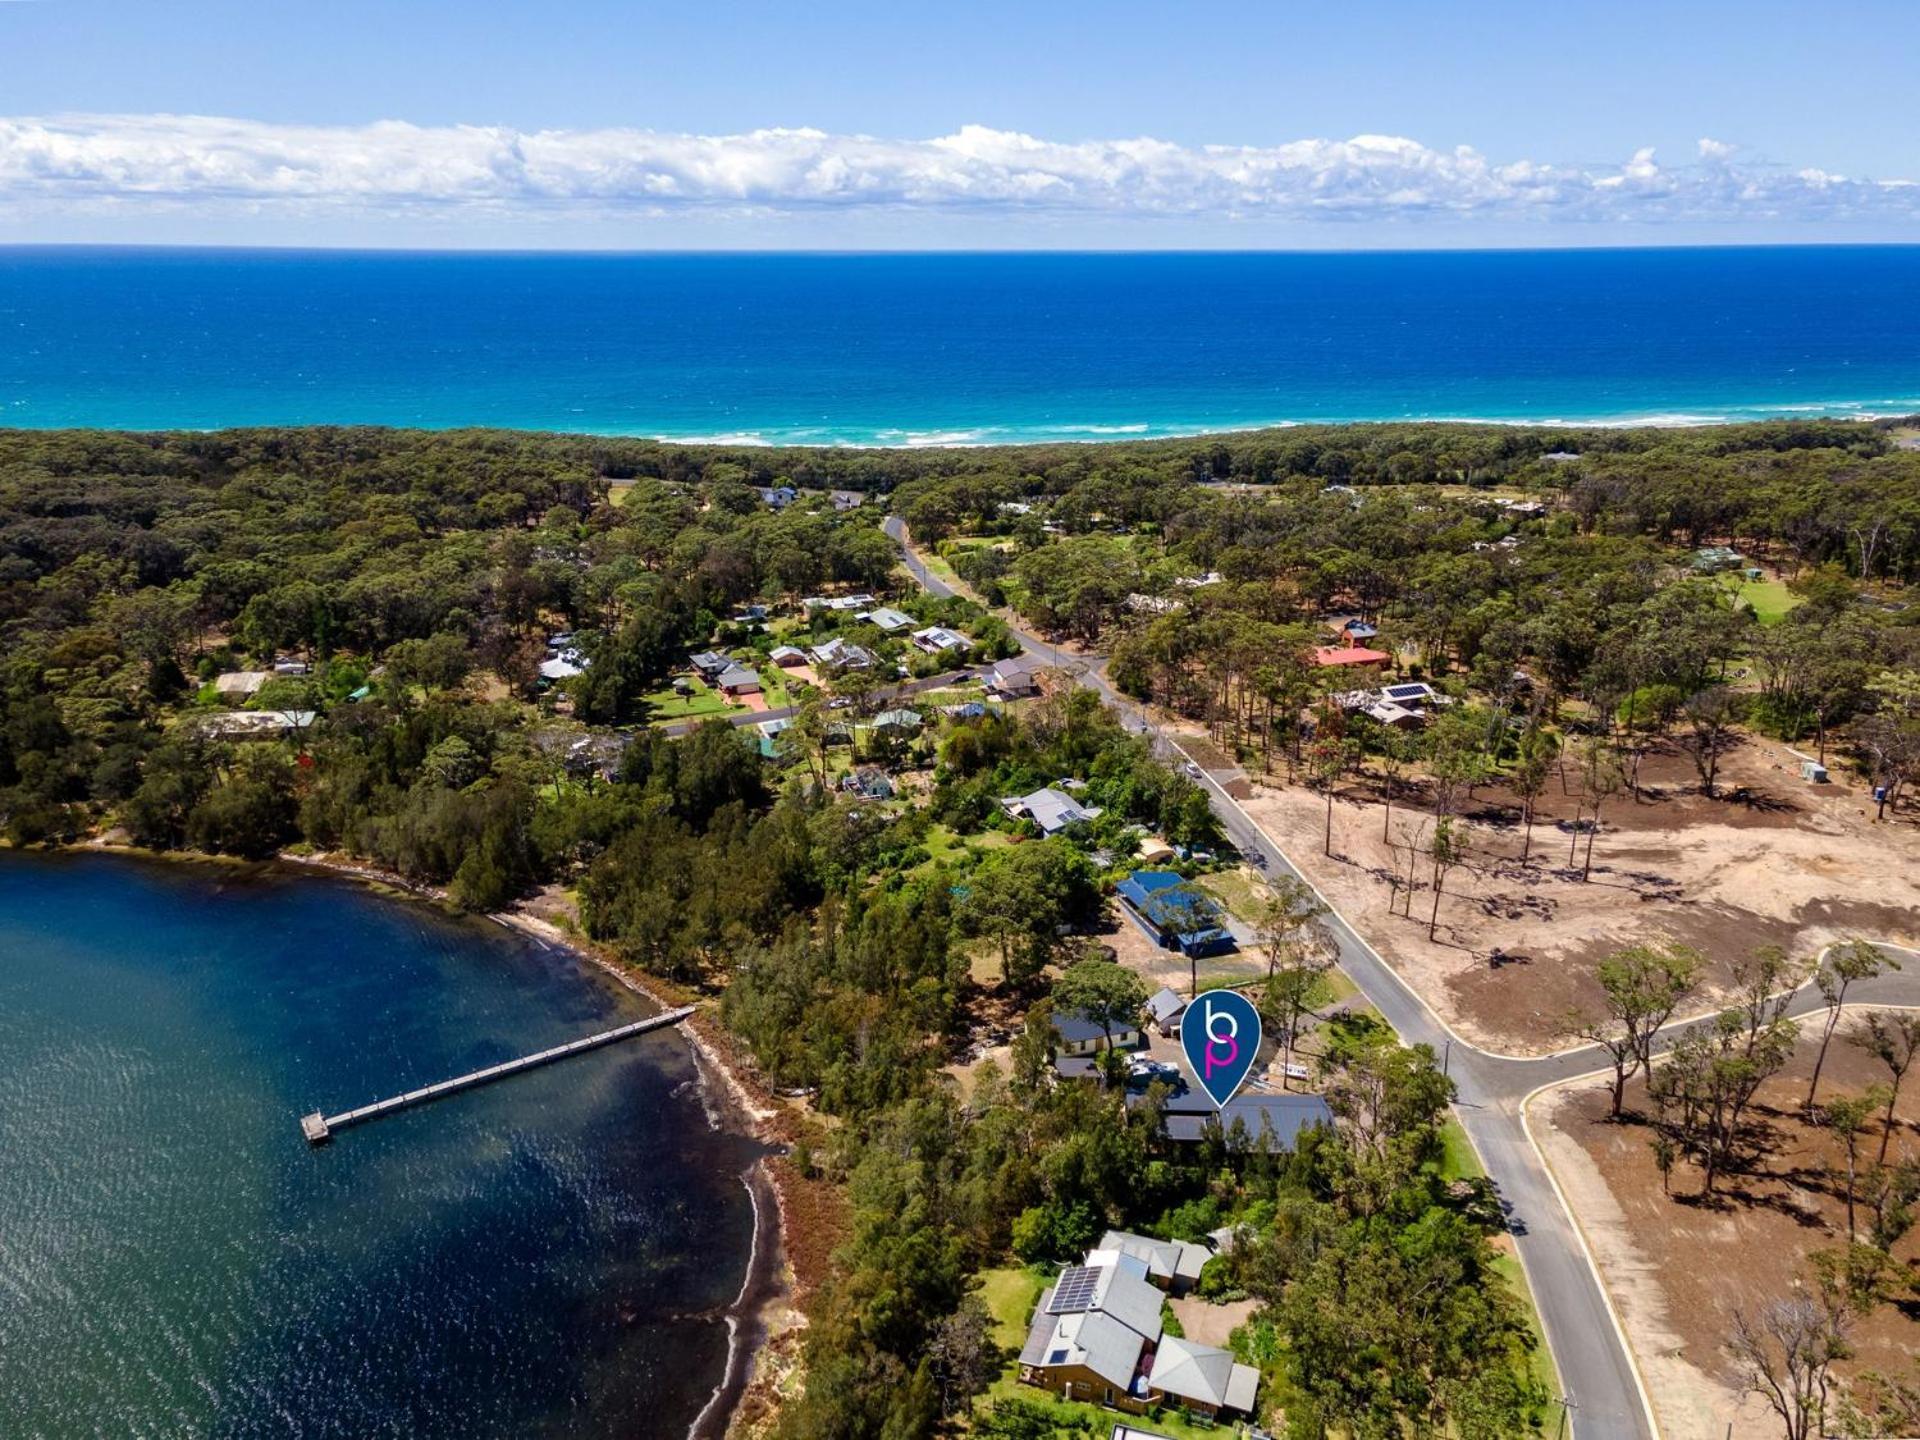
[1535,1019,1920,1439]
[1232,731,1920,1053]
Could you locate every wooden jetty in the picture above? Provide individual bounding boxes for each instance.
[300,1004,697,1146]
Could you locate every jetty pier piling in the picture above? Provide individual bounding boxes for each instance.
[300,1005,697,1145]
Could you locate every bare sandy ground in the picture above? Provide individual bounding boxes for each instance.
[1532,1078,1763,1439]
[1533,1020,1920,1439]
[1099,910,1269,996]
[1229,734,1920,1053]
[1168,1296,1257,1348]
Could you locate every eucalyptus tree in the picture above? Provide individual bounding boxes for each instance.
[1806,941,1896,1113]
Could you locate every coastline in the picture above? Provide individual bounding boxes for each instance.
[284,852,806,1440]
[20,840,802,1440]
[4,402,1918,449]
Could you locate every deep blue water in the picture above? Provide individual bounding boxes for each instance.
[0,853,759,1439]
[2,247,1919,444]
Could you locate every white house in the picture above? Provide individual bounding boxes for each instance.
[1001,786,1102,836]
[911,625,973,654]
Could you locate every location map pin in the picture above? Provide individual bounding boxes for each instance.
[1181,989,1262,1109]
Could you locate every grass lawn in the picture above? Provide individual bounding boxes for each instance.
[643,678,741,721]
[978,1264,1048,1350]
[1319,965,1361,1008]
[1196,866,1265,922]
[973,1376,1238,1439]
[760,670,795,709]
[1436,1122,1567,1425]
[920,551,966,589]
[1437,1117,1483,1181]
[1493,1251,1567,1430]
[921,823,1012,866]
[1721,574,1801,625]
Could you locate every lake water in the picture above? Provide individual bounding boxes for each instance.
[0,852,760,1439]
[2,246,1919,443]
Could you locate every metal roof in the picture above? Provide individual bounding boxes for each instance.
[1148,1336,1260,1413]
[1160,1093,1333,1149]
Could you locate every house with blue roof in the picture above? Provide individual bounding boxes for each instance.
[1114,871,1235,958]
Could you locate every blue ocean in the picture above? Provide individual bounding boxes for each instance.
[2,246,1919,443]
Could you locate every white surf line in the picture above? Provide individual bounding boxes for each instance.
[688,1165,767,1440]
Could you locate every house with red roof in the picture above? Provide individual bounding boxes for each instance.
[1312,644,1390,671]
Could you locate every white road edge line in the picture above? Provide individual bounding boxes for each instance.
[898,517,1917,1440]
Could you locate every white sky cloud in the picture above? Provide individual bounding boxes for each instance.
[1,114,1916,230]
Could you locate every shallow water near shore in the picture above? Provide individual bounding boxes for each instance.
[0,850,761,1439]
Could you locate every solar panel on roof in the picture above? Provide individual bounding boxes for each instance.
[1383,683,1431,701]
[1048,1349,1069,1365]
[1048,1265,1100,1313]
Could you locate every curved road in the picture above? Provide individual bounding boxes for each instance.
[885,514,1917,1439]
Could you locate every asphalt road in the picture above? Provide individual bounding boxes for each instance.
[885,513,1919,1439]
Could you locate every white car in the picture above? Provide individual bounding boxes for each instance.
[1127,1056,1180,1081]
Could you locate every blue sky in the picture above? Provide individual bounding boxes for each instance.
[2,0,1917,247]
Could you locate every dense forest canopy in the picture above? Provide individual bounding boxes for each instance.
[1,419,1917,1438]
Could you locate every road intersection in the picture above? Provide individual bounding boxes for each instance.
[885,513,1917,1439]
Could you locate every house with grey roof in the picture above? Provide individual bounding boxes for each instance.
[857,605,916,632]
[689,650,732,680]
[213,670,270,697]
[810,637,875,670]
[540,651,587,681]
[870,708,922,733]
[1143,986,1188,1037]
[1157,1091,1334,1150]
[990,655,1043,697]
[910,624,973,654]
[1017,1261,1165,1413]
[195,709,318,740]
[1053,1055,1104,1082]
[1052,1007,1141,1057]
[841,766,895,800]
[756,716,793,758]
[1000,786,1102,836]
[1018,1253,1261,1420]
[801,592,876,613]
[1092,1230,1211,1294]
[1147,1336,1260,1420]
[716,664,762,696]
